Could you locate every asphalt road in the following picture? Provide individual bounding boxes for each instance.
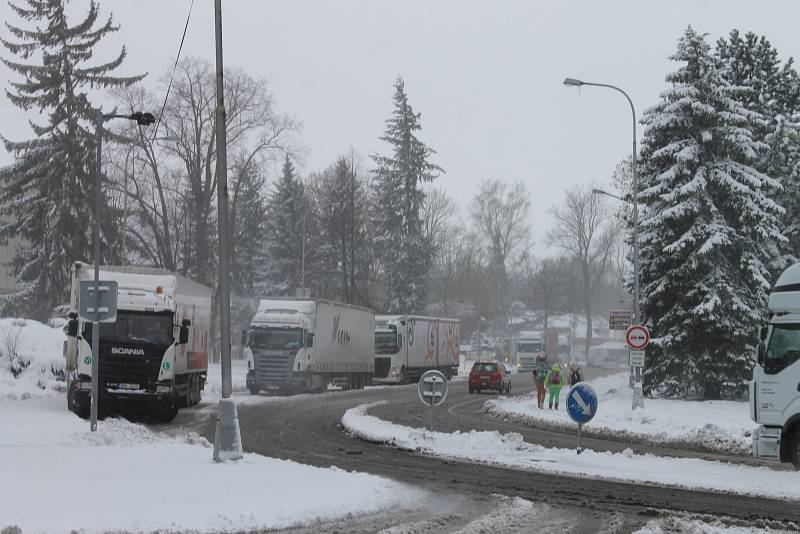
[174,374,799,532]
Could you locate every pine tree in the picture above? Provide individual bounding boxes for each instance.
[263,155,307,295]
[716,30,800,267]
[0,0,143,317]
[639,27,785,399]
[230,160,268,296]
[372,77,442,313]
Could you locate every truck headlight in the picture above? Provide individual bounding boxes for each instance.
[390,367,398,376]
[156,385,173,394]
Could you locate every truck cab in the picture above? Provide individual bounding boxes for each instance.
[515,332,545,374]
[373,316,403,383]
[244,301,314,394]
[752,263,800,468]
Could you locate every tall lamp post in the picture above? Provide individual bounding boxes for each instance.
[91,110,155,431]
[563,77,644,409]
[212,0,243,462]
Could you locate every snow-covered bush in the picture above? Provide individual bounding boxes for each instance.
[0,318,67,400]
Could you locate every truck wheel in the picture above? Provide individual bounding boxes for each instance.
[792,429,800,470]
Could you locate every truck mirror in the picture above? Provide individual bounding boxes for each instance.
[241,329,248,346]
[179,325,189,345]
[757,343,766,367]
[307,334,314,347]
[182,318,191,328]
[66,319,79,337]
[758,326,768,341]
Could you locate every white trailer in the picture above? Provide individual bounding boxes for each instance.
[515,331,545,374]
[64,262,212,422]
[244,299,374,394]
[373,315,460,384]
[752,262,800,468]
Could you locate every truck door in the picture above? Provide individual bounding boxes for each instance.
[760,323,800,425]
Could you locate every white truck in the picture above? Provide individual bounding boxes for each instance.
[373,315,460,384]
[244,299,374,394]
[515,331,546,373]
[64,262,212,422]
[752,262,800,468]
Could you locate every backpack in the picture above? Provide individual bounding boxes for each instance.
[536,363,547,380]
[550,371,561,386]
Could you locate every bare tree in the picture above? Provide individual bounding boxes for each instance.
[421,187,458,252]
[158,57,298,284]
[471,180,531,312]
[530,256,569,330]
[549,184,617,355]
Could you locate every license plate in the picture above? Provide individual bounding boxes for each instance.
[115,383,140,390]
[480,376,490,380]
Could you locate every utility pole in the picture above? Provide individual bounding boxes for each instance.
[212,0,243,462]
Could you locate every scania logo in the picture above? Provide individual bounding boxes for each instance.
[111,347,145,356]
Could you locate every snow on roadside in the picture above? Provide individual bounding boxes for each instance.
[483,372,755,454]
[342,402,799,502]
[634,517,794,533]
[203,358,249,397]
[0,397,425,533]
[0,318,67,401]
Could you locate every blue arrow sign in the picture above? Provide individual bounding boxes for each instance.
[566,382,598,425]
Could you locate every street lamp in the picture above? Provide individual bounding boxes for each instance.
[89,109,155,431]
[564,76,644,409]
[591,188,627,203]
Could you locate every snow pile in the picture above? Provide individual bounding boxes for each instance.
[343,402,800,502]
[0,398,425,533]
[0,318,67,401]
[484,372,756,454]
[634,517,793,533]
[203,358,250,397]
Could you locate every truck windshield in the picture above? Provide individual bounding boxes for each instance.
[375,329,398,354]
[251,328,303,351]
[767,324,800,374]
[84,311,173,346]
[517,342,542,353]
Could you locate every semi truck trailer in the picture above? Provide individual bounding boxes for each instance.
[373,315,460,384]
[64,262,212,422]
[244,298,374,394]
[752,262,800,468]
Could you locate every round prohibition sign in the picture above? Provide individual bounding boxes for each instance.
[625,325,650,350]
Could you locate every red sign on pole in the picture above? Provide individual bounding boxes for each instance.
[625,325,650,351]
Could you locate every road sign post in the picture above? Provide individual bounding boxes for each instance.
[625,325,650,410]
[418,370,448,431]
[78,280,118,432]
[566,382,598,454]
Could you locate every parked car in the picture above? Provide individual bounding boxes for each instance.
[468,361,511,394]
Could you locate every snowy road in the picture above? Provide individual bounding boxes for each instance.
[165,375,800,532]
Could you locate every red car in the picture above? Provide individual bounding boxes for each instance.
[468,361,511,394]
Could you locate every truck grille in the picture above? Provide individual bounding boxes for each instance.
[374,357,391,378]
[253,350,293,385]
[98,353,162,388]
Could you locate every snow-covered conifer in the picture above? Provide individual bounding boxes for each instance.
[371,77,442,313]
[639,27,785,399]
[0,0,143,317]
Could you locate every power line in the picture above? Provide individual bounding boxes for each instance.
[151,0,195,143]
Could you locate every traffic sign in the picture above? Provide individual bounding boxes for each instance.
[79,280,118,323]
[609,309,633,331]
[625,325,650,351]
[566,383,598,425]
[629,350,645,367]
[417,370,448,407]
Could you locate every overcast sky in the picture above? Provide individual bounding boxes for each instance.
[1,0,798,253]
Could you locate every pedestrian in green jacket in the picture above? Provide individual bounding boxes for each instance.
[544,363,563,410]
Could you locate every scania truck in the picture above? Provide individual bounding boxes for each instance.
[373,315,460,384]
[244,298,374,394]
[752,262,800,468]
[64,262,212,422]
